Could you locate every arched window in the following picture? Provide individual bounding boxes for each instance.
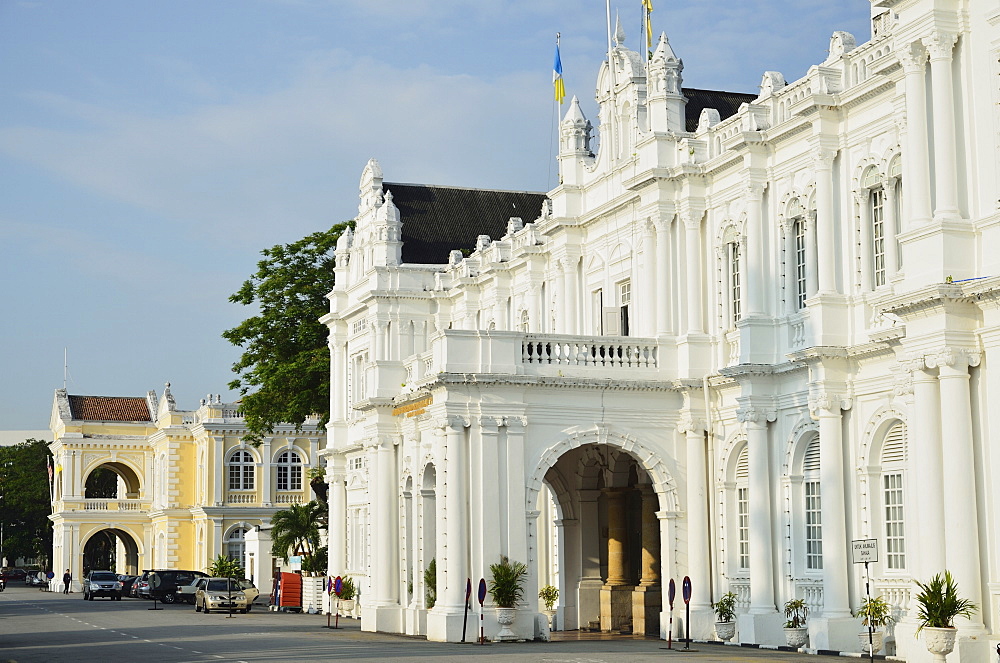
[786,198,808,311]
[276,450,303,491]
[802,437,823,571]
[735,446,750,571]
[862,166,887,287]
[228,450,255,491]
[226,527,247,571]
[722,227,742,327]
[880,422,908,570]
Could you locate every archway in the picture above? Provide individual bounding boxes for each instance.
[83,462,142,499]
[82,528,139,575]
[529,426,678,636]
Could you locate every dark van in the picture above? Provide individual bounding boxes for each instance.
[148,570,209,603]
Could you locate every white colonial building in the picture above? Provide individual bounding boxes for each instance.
[322,1,1000,659]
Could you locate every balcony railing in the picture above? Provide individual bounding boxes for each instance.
[522,335,658,368]
[275,493,303,505]
[54,499,151,512]
[226,492,256,504]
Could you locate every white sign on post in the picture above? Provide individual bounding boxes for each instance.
[852,539,878,564]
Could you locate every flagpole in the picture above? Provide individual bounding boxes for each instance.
[605,0,616,162]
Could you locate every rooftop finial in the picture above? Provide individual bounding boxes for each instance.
[614,12,626,46]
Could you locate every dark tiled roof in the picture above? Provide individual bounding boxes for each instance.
[68,395,151,422]
[683,88,758,133]
[384,183,548,265]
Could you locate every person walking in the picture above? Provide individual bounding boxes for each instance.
[62,569,71,594]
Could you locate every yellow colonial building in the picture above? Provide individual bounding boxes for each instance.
[48,384,324,589]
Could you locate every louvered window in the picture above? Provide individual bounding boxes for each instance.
[881,422,907,569]
[803,438,823,570]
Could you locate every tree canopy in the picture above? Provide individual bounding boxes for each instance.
[0,439,53,567]
[270,500,324,560]
[223,221,353,441]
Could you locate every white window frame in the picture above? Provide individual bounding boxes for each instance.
[228,450,255,491]
[276,450,303,492]
[793,217,807,310]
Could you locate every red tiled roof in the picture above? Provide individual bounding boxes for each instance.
[68,395,152,422]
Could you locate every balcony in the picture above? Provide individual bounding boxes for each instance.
[55,499,151,512]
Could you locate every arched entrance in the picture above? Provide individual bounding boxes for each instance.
[83,462,142,499]
[82,528,140,575]
[529,426,678,636]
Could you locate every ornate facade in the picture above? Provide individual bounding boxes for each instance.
[48,386,324,590]
[323,1,999,660]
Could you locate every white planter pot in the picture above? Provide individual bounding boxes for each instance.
[338,599,356,616]
[543,608,557,631]
[923,626,957,662]
[715,621,736,642]
[858,629,884,654]
[784,626,808,648]
[495,607,518,642]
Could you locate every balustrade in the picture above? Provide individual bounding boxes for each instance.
[226,492,256,504]
[522,335,658,368]
[275,493,304,505]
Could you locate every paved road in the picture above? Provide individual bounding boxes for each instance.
[1,585,825,662]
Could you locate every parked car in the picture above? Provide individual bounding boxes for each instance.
[1,568,27,582]
[117,574,138,595]
[195,577,249,614]
[238,579,260,607]
[26,571,47,587]
[132,570,152,598]
[175,578,202,605]
[83,570,123,600]
[147,570,208,604]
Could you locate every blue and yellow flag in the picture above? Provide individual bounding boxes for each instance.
[642,0,654,49]
[553,42,566,104]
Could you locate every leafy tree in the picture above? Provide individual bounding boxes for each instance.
[207,554,244,578]
[270,500,324,561]
[223,221,353,442]
[0,439,53,567]
[84,467,118,498]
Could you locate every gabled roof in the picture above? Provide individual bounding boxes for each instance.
[683,88,757,132]
[68,395,152,422]
[384,183,548,265]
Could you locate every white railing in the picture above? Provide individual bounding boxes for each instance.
[874,578,912,617]
[226,492,256,504]
[118,501,140,511]
[728,579,751,609]
[725,329,740,365]
[789,316,807,350]
[794,579,825,615]
[522,335,658,368]
[84,500,108,511]
[275,493,303,505]
[78,499,148,512]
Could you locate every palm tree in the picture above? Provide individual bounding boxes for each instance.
[270,501,322,561]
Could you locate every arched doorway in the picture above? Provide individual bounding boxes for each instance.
[529,427,678,636]
[82,528,139,575]
[83,462,142,499]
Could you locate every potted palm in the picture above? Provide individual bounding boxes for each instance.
[713,591,738,642]
[856,595,893,654]
[914,570,977,662]
[337,575,356,616]
[488,555,527,642]
[539,584,559,630]
[783,597,809,648]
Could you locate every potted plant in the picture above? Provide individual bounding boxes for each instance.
[914,570,977,662]
[539,584,559,629]
[856,595,893,654]
[337,575,356,616]
[488,555,527,642]
[783,597,809,648]
[713,591,738,642]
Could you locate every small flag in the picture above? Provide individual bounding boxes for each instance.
[553,39,566,104]
[642,0,654,49]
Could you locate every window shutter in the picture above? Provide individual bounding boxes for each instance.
[602,307,621,336]
[881,422,907,464]
[803,438,821,473]
[735,446,749,479]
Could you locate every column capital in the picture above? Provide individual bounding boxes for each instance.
[924,31,957,61]
[808,391,852,416]
[676,414,706,434]
[680,210,702,229]
[434,415,470,431]
[897,41,927,74]
[812,148,836,169]
[478,415,502,433]
[745,181,765,202]
[502,415,527,432]
[363,434,395,450]
[736,404,776,425]
[925,347,981,372]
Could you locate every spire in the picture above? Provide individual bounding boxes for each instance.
[614,12,626,47]
[647,32,686,132]
[559,96,593,157]
[651,32,678,65]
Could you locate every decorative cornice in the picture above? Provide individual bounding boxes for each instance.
[431,373,677,392]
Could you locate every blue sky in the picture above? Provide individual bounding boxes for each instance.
[0,1,871,430]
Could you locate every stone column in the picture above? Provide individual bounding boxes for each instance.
[928,349,985,632]
[328,457,347,576]
[556,260,567,333]
[443,419,468,609]
[564,257,579,335]
[814,150,837,294]
[744,414,775,615]
[632,487,662,635]
[654,218,670,335]
[373,438,398,605]
[601,487,633,632]
[683,213,704,334]
[331,338,347,421]
[745,183,765,316]
[909,359,945,574]
[642,221,657,336]
[883,181,899,277]
[261,438,272,506]
[925,32,960,221]
[805,211,819,297]
[373,321,386,361]
[899,43,932,228]
[526,284,539,333]
[857,191,874,291]
[682,420,711,611]
[577,489,603,629]
[813,394,851,618]
[212,437,224,506]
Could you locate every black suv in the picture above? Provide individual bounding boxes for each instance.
[148,570,208,603]
[83,570,123,600]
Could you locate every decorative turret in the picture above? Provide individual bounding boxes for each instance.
[560,96,593,156]
[351,158,402,271]
[358,158,384,214]
[594,19,649,162]
[333,226,353,291]
[647,32,686,133]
